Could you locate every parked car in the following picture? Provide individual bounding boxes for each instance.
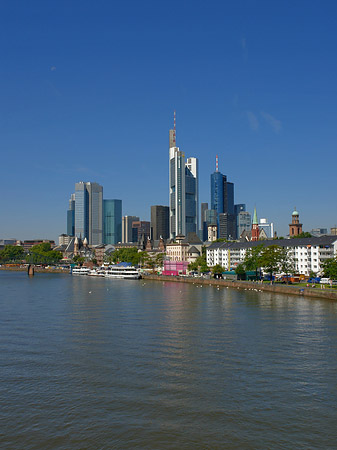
[320,278,330,284]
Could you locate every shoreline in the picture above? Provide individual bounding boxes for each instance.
[143,274,337,301]
[2,267,337,301]
[0,266,68,274]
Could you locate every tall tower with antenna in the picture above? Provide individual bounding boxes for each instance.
[169,112,199,239]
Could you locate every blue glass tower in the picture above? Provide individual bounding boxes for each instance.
[210,156,235,239]
[103,199,122,245]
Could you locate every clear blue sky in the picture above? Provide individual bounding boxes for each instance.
[1,0,337,240]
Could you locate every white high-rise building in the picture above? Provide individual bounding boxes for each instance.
[122,216,139,243]
[169,114,198,239]
[75,181,103,245]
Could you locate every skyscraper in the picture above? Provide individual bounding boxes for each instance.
[75,181,103,245]
[210,156,235,238]
[151,205,169,240]
[169,113,198,239]
[132,221,151,244]
[67,193,75,236]
[103,199,122,245]
[185,157,199,235]
[122,216,139,243]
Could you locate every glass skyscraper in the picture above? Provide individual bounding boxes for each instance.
[75,182,103,245]
[169,124,198,239]
[210,157,235,238]
[103,199,122,245]
[67,193,75,236]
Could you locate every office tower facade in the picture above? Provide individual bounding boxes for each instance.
[122,216,139,243]
[259,218,274,239]
[200,202,208,241]
[169,145,186,238]
[185,157,199,235]
[67,193,75,236]
[75,181,103,245]
[234,204,246,238]
[132,221,151,243]
[219,213,236,240]
[237,211,251,238]
[210,156,235,237]
[169,115,198,239]
[103,199,122,245]
[151,205,169,240]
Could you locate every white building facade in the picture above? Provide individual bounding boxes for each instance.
[206,236,337,276]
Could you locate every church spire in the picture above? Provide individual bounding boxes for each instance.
[253,206,258,225]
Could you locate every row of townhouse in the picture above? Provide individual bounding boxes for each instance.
[206,236,337,276]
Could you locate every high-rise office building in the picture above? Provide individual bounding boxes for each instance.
[67,193,75,236]
[210,155,235,237]
[169,113,198,239]
[234,204,246,238]
[219,213,236,240]
[237,211,251,238]
[151,205,169,240]
[103,199,122,245]
[75,181,103,245]
[132,221,151,243]
[200,202,208,241]
[122,216,139,243]
[185,157,199,235]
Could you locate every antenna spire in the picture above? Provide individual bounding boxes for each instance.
[173,110,176,145]
[216,154,219,172]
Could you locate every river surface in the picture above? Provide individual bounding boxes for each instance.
[1,271,337,449]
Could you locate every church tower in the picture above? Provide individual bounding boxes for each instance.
[251,207,260,241]
[289,208,302,236]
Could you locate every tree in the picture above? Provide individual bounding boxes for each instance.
[188,251,208,272]
[243,244,264,280]
[0,245,24,263]
[235,263,246,280]
[155,253,165,267]
[26,243,62,265]
[291,232,312,239]
[278,248,296,284]
[321,258,337,280]
[212,264,224,277]
[110,247,142,266]
[259,245,283,283]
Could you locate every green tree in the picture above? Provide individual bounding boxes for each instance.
[259,245,283,283]
[235,263,246,280]
[0,245,24,263]
[110,247,141,266]
[155,253,165,268]
[212,264,224,276]
[73,255,85,265]
[27,243,62,265]
[188,250,209,273]
[291,232,312,239]
[243,244,264,280]
[278,248,296,284]
[321,258,337,280]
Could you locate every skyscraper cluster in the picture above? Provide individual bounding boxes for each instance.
[67,182,122,245]
[65,113,254,247]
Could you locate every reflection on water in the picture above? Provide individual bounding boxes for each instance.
[1,271,337,449]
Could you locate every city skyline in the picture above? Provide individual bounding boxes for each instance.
[1,1,337,240]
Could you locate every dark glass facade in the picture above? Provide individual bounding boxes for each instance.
[103,199,122,245]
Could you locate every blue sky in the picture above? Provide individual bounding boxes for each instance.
[1,0,337,240]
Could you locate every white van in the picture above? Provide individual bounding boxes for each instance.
[320,278,330,284]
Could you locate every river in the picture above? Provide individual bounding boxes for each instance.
[1,271,337,449]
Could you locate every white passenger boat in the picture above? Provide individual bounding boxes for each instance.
[71,267,91,275]
[88,268,105,277]
[105,265,141,279]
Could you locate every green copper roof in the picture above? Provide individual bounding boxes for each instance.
[292,207,299,216]
[253,207,258,224]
